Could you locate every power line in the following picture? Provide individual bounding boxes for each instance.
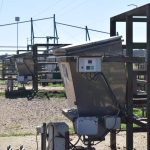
[56,22,110,34]
[56,22,85,30]
[0,16,53,27]
[0,15,110,35]
[87,28,110,34]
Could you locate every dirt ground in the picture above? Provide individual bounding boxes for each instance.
[0,132,147,150]
[0,97,147,150]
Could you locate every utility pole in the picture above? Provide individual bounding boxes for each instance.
[15,17,20,50]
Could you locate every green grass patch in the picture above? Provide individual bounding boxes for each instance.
[0,92,5,97]
[133,108,143,117]
[0,80,6,84]
[47,92,66,98]
[121,123,140,129]
[36,91,66,98]
[121,108,143,130]
[121,123,126,129]
[0,90,66,99]
[48,83,64,87]
[0,132,34,137]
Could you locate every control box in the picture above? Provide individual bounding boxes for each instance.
[77,57,102,72]
[47,122,69,150]
[75,117,98,135]
[104,116,121,129]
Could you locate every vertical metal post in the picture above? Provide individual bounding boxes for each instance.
[32,45,38,92]
[15,17,20,50]
[65,131,69,150]
[126,15,133,150]
[85,26,90,41]
[46,36,49,50]
[2,59,5,80]
[31,18,33,45]
[146,4,150,150]
[17,22,18,50]
[53,14,58,44]
[41,123,47,150]
[110,130,116,150]
[53,14,56,44]
[31,18,34,45]
[110,18,116,36]
[110,18,117,150]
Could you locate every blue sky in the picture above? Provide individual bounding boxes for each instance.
[0,0,149,53]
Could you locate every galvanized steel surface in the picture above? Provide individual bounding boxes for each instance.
[56,36,126,116]
[15,52,34,76]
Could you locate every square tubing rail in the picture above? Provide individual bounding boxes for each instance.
[147,4,150,150]
[110,19,117,150]
[32,43,69,93]
[126,15,133,150]
[32,45,38,92]
[110,4,150,150]
[110,21,117,150]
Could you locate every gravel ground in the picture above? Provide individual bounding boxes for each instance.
[0,97,68,136]
[0,97,147,150]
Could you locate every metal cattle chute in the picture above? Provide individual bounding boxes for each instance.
[46,36,126,150]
